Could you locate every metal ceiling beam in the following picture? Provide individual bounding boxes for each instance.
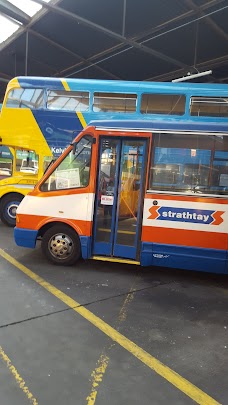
[147,54,228,82]
[0,71,11,83]
[0,77,9,83]
[29,29,121,80]
[0,0,30,25]
[31,0,187,69]
[29,56,59,73]
[183,0,228,41]
[0,0,61,52]
[53,0,224,78]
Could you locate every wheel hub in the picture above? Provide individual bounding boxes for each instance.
[48,233,73,260]
[6,202,19,219]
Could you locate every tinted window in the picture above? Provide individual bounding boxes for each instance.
[149,133,228,195]
[190,96,228,117]
[47,90,89,111]
[141,94,186,115]
[93,92,137,113]
[6,88,44,109]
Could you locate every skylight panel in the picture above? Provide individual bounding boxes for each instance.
[0,0,52,44]
[8,0,41,17]
[7,0,52,18]
[0,14,20,43]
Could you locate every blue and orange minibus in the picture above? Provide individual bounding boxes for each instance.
[14,119,228,274]
[1,76,228,226]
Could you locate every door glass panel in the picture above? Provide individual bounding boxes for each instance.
[94,139,119,244]
[115,140,144,247]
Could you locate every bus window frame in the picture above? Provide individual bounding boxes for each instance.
[46,89,91,112]
[38,132,95,193]
[92,91,138,114]
[140,93,186,116]
[5,87,45,110]
[147,130,228,197]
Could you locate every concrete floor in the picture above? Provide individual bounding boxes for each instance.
[0,221,227,405]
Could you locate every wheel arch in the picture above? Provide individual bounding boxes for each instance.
[0,191,25,203]
[37,218,82,239]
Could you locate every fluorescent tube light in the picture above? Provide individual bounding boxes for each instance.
[172,70,212,82]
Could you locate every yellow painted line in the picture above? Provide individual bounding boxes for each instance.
[86,354,109,405]
[0,346,38,405]
[118,287,135,323]
[86,286,136,403]
[91,256,140,265]
[61,79,70,91]
[0,248,221,405]
[77,112,87,128]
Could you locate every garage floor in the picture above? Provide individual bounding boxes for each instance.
[0,221,227,405]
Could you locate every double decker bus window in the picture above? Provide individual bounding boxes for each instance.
[6,88,44,109]
[47,90,90,112]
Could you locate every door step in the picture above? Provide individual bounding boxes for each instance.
[91,256,140,265]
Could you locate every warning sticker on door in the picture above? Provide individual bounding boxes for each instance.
[101,195,114,205]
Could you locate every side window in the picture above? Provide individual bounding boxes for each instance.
[140,94,186,115]
[47,90,90,111]
[6,88,44,109]
[16,150,39,174]
[93,92,137,113]
[40,135,93,191]
[0,146,12,177]
[149,133,228,195]
[190,96,228,117]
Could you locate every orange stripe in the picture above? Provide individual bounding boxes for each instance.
[142,226,227,250]
[17,214,92,236]
[145,193,228,204]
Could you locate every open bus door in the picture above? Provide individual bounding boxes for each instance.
[92,137,148,261]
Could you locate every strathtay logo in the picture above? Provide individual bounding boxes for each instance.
[148,206,224,225]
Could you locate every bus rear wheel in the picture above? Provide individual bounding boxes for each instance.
[41,224,81,266]
[0,193,23,227]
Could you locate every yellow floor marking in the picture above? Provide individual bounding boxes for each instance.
[0,248,221,405]
[0,346,38,405]
[117,287,135,323]
[86,354,109,405]
[86,287,136,403]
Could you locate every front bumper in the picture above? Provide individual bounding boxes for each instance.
[14,228,38,248]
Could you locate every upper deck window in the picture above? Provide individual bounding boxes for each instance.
[93,92,137,113]
[6,88,44,109]
[47,90,89,112]
[190,96,228,117]
[140,94,186,115]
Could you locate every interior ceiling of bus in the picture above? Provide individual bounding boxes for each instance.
[0,0,228,102]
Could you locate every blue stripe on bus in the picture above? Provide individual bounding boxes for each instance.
[89,119,228,133]
[32,110,83,156]
[17,77,65,90]
[140,242,227,274]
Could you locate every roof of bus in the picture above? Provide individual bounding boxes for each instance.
[10,76,228,95]
[89,119,228,133]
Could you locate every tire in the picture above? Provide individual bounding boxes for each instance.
[41,224,81,266]
[0,193,23,227]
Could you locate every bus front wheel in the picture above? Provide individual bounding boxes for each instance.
[41,224,81,266]
[0,193,23,227]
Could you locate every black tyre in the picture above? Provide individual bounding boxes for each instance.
[41,224,81,266]
[0,193,23,227]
